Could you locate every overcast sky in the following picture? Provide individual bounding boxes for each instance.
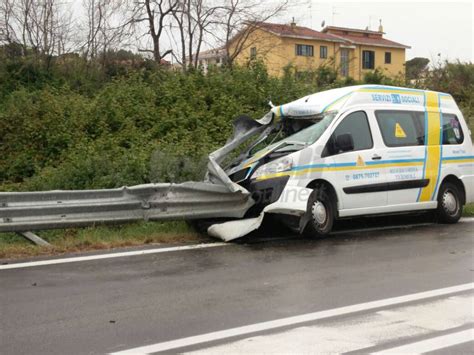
[274,0,473,63]
[69,0,472,63]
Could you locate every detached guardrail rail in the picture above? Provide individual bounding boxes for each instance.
[0,182,253,244]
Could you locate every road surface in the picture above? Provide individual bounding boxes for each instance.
[1,217,473,354]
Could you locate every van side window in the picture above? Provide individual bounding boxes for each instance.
[325,111,373,156]
[442,114,464,145]
[375,110,425,147]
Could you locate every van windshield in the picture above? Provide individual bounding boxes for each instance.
[278,112,338,147]
[247,111,338,158]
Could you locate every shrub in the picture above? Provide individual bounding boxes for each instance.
[0,58,472,192]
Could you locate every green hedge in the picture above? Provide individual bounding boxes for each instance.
[0,57,472,192]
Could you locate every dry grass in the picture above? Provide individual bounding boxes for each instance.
[0,221,210,260]
[2,204,473,260]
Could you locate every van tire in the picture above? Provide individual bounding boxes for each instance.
[437,182,463,224]
[306,187,335,237]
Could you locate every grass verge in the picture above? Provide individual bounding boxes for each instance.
[2,203,473,260]
[0,221,209,260]
[463,203,474,217]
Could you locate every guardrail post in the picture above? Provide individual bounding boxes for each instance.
[17,232,51,247]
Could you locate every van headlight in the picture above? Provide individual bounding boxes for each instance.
[252,157,293,180]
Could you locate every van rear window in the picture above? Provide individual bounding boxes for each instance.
[442,114,464,145]
[375,110,425,147]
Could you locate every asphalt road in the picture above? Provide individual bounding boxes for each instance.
[1,218,473,354]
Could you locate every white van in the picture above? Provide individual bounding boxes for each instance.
[210,85,474,240]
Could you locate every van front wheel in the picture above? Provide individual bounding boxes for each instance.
[306,188,335,237]
[437,182,463,224]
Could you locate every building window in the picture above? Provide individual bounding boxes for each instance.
[320,46,328,59]
[216,57,220,64]
[296,44,314,57]
[385,52,392,64]
[362,50,375,69]
[250,47,257,59]
[340,48,349,77]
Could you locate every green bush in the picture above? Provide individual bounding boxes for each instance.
[0,55,472,192]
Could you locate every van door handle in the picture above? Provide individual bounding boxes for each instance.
[372,154,382,160]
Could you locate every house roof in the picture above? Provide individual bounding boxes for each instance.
[331,33,410,49]
[195,22,410,61]
[255,22,346,43]
[322,25,410,49]
[196,47,226,59]
[322,26,385,35]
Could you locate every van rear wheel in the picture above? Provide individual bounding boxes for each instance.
[437,182,463,224]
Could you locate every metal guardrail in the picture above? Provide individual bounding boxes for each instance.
[0,115,270,244]
[0,182,254,233]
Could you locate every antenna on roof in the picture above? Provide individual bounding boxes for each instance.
[331,6,339,25]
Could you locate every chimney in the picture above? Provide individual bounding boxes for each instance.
[291,17,296,29]
[378,19,384,33]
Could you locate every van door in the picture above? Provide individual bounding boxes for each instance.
[323,110,387,211]
[373,109,427,206]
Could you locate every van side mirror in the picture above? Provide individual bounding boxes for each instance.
[335,133,354,152]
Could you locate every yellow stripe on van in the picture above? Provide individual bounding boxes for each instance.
[419,92,442,202]
[443,158,474,164]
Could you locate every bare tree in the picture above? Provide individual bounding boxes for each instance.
[191,0,220,68]
[130,0,179,63]
[171,0,187,66]
[2,0,74,58]
[171,0,220,70]
[82,0,127,60]
[0,0,17,45]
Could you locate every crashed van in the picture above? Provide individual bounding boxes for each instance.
[204,85,474,241]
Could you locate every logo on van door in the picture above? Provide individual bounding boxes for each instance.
[356,155,366,166]
[391,94,402,104]
[370,93,421,104]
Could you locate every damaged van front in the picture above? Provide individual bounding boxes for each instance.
[205,87,349,241]
[226,111,338,213]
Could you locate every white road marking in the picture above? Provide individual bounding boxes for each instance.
[373,328,474,354]
[111,283,474,354]
[0,243,227,270]
[2,218,472,270]
[185,294,473,354]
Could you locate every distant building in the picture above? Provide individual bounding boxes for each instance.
[196,20,410,80]
[190,47,226,73]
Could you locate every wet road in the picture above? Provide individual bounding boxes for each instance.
[1,218,473,354]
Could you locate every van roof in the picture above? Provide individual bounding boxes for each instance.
[272,85,457,118]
